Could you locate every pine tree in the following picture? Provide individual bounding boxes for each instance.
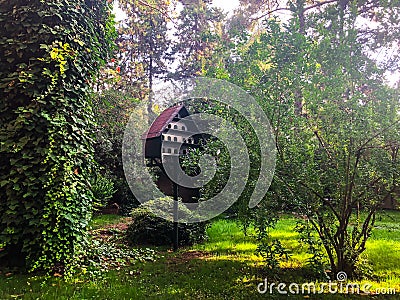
[171,0,224,79]
[117,0,173,116]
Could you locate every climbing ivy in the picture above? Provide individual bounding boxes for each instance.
[0,0,115,272]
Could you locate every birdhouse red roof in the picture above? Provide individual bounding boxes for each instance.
[142,104,187,139]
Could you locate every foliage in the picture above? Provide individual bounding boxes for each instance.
[112,0,172,121]
[180,99,264,218]
[117,0,172,84]
[73,214,159,278]
[89,172,117,209]
[256,239,289,274]
[0,0,115,272]
[126,202,208,246]
[92,89,140,213]
[295,220,329,280]
[205,2,400,278]
[171,0,225,79]
[72,238,158,279]
[252,204,291,277]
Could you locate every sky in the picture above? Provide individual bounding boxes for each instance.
[211,0,240,13]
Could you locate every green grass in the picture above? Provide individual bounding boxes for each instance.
[364,211,400,287]
[0,211,399,299]
[89,214,129,229]
[195,219,259,257]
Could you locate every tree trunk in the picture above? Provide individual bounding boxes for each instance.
[336,255,356,279]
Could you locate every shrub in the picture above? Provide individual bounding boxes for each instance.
[92,90,141,214]
[126,201,208,247]
[89,172,117,209]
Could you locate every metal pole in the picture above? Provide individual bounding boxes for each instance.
[173,181,179,252]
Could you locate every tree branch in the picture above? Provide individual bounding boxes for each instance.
[314,130,333,160]
[251,0,339,21]
[309,217,336,270]
[357,120,400,153]
[297,180,341,220]
[119,0,176,25]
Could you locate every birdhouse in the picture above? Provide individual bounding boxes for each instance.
[141,104,202,203]
[142,104,200,160]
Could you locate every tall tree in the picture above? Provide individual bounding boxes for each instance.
[117,0,172,117]
[171,0,225,79]
[0,0,114,271]
[205,1,400,278]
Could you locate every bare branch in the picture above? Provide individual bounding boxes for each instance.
[251,0,339,21]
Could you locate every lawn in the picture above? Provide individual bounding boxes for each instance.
[0,211,399,299]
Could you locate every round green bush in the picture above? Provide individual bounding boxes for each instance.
[126,202,208,247]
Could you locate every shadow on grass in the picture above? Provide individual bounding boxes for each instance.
[1,212,398,300]
[3,253,396,300]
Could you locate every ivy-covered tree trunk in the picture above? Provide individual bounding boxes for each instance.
[0,0,114,272]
